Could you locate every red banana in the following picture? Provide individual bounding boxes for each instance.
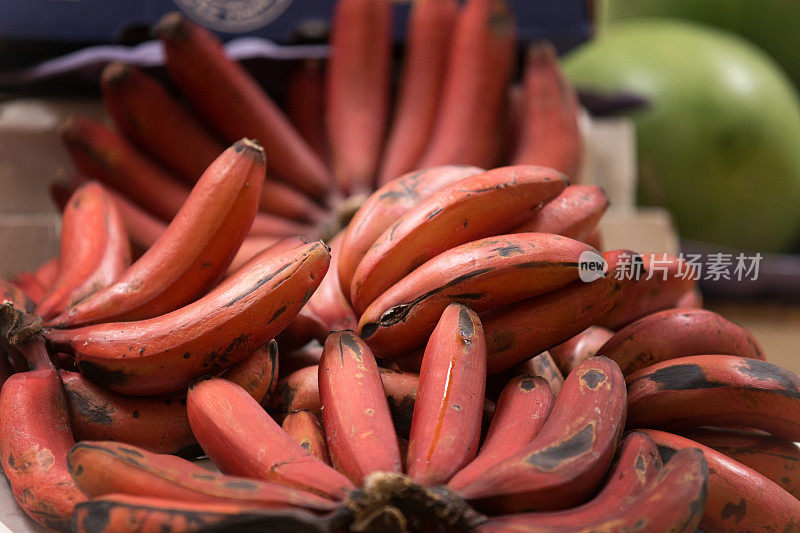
[9,272,47,305]
[305,232,357,331]
[186,377,354,500]
[34,257,60,291]
[282,410,330,465]
[338,164,483,299]
[512,43,582,179]
[450,375,553,489]
[50,139,264,327]
[599,253,696,329]
[642,429,800,533]
[483,249,642,374]
[406,304,486,486]
[358,232,593,358]
[103,186,168,252]
[37,182,131,320]
[417,0,516,169]
[101,62,223,184]
[449,357,627,513]
[627,354,800,442]
[319,331,402,484]
[287,59,328,164]
[378,0,459,184]
[326,0,392,194]
[226,235,306,277]
[351,166,569,313]
[258,179,327,223]
[44,242,329,396]
[683,427,800,498]
[67,441,336,512]
[156,13,332,199]
[548,326,615,376]
[512,185,607,240]
[599,308,765,375]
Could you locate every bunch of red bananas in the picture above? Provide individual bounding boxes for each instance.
[1,0,800,532]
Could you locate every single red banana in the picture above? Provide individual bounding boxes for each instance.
[61,117,193,222]
[476,431,662,531]
[226,235,306,277]
[156,13,332,198]
[599,253,696,329]
[483,250,643,374]
[258,179,327,223]
[287,59,328,163]
[449,357,627,513]
[34,257,60,291]
[548,326,615,375]
[450,375,553,489]
[104,186,168,252]
[326,0,392,194]
[358,232,593,358]
[627,355,800,442]
[319,331,402,484]
[37,182,131,320]
[50,139,264,327]
[642,429,800,532]
[512,43,582,179]
[249,211,317,238]
[683,427,800,498]
[0,337,86,529]
[479,441,707,533]
[417,0,516,169]
[44,242,329,396]
[100,62,223,184]
[512,185,607,239]
[9,271,47,304]
[61,342,278,455]
[187,377,355,500]
[338,164,483,299]
[282,410,330,465]
[305,232,357,332]
[351,166,569,313]
[599,308,765,375]
[72,494,330,533]
[406,305,486,486]
[67,441,336,512]
[378,0,459,184]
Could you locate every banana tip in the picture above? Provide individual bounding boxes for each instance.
[101,62,131,86]
[154,12,186,40]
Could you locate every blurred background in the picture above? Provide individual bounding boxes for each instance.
[0,0,798,374]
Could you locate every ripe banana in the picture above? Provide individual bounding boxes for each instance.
[417,0,516,169]
[406,304,486,486]
[512,43,582,179]
[351,166,569,313]
[599,253,696,329]
[258,179,327,223]
[186,377,354,500]
[682,427,800,498]
[44,242,329,395]
[9,272,46,305]
[319,330,402,484]
[286,59,328,164]
[548,326,614,375]
[67,441,336,511]
[449,357,626,513]
[358,233,594,358]
[155,12,332,199]
[512,185,608,240]
[61,118,192,222]
[378,0,459,184]
[37,182,131,321]
[511,351,565,396]
[33,257,60,291]
[103,185,168,253]
[476,431,661,530]
[483,249,643,374]
[627,355,800,441]
[61,341,278,455]
[450,375,553,489]
[100,62,222,184]
[227,235,306,277]
[305,232,358,332]
[281,410,330,465]
[72,494,330,533]
[51,138,264,327]
[642,429,800,533]
[326,0,392,194]
[0,337,86,529]
[600,308,765,375]
[338,164,483,298]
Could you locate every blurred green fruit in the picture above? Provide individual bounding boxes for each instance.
[599,0,800,91]
[564,20,800,252]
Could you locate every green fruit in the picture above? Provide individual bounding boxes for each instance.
[564,20,800,252]
[599,0,800,91]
